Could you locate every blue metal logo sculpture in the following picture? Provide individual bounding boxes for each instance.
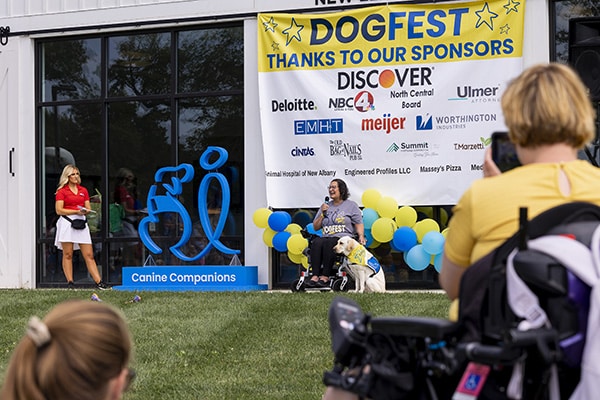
[138,146,240,262]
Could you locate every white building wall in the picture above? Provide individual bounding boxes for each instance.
[0,0,550,288]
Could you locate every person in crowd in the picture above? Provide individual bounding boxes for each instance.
[440,62,600,301]
[307,178,366,288]
[113,167,142,266]
[54,164,110,290]
[114,167,141,235]
[0,300,134,400]
[323,62,600,400]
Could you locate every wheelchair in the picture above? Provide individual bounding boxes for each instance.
[323,202,600,399]
[291,230,354,292]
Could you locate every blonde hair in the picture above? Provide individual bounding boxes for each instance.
[55,164,80,193]
[0,300,133,400]
[502,62,596,149]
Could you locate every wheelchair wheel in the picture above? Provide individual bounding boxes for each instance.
[291,279,306,292]
[332,278,349,292]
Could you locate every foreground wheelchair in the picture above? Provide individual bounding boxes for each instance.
[324,202,600,399]
[291,230,354,292]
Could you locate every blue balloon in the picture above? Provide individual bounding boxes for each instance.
[422,231,445,255]
[292,210,312,227]
[306,223,322,236]
[434,253,443,273]
[392,226,418,252]
[268,211,292,232]
[364,229,374,247]
[272,231,291,252]
[406,245,430,271]
[362,208,379,229]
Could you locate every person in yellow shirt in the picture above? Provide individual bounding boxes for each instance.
[440,62,600,305]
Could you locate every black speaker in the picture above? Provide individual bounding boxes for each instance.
[569,17,600,102]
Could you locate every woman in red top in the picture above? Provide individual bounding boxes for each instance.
[55,164,109,290]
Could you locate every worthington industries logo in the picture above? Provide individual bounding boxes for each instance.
[416,115,433,131]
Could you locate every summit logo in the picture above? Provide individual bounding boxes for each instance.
[387,143,400,152]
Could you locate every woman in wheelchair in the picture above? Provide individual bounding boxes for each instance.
[306,179,365,288]
[440,62,600,303]
[325,63,600,399]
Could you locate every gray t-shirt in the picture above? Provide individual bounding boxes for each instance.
[314,199,363,238]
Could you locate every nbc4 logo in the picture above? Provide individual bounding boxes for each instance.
[416,114,433,131]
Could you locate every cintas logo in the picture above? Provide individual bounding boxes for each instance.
[291,146,315,157]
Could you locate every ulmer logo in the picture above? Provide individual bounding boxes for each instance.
[361,114,406,134]
[416,115,433,131]
[294,119,343,135]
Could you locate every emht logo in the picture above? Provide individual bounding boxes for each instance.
[361,114,406,134]
[338,67,432,90]
[294,119,343,135]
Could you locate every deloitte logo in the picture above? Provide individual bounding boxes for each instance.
[386,143,400,152]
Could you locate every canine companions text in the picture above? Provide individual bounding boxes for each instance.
[333,236,386,293]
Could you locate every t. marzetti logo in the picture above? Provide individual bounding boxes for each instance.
[361,113,406,134]
[272,98,317,112]
[294,118,343,135]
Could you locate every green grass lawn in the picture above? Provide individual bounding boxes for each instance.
[0,290,450,399]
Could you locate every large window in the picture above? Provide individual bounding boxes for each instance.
[37,25,244,287]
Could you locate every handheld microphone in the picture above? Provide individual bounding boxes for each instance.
[323,196,329,217]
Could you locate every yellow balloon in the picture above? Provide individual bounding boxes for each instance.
[439,208,449,228]
[253,208,273,228]
[441,228,449,238]
[362,188,382,209]
[287,233,308,255]
[395,206,417,227]
[371,217,397,243]
[415,206,434,219]
[262,227,277,247]
[288,251,304,264]
[376,196,398,219]
[301,255,309,269]
[414,219,440,242]
[368,239,381,249]
[285,223,303,234]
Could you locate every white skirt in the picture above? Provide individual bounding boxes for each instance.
[54,215,92,251]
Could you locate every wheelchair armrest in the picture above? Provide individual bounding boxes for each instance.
[370,316,460,340]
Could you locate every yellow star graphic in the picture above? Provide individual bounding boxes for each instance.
[263,17,278,33]
[500,24,510,34]
[475,3,499,31]
[282,18,304,46]
[503,0,520,14]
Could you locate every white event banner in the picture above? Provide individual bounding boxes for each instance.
[258,1,525,208]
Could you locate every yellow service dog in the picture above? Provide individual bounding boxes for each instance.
[333,236,386,293]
